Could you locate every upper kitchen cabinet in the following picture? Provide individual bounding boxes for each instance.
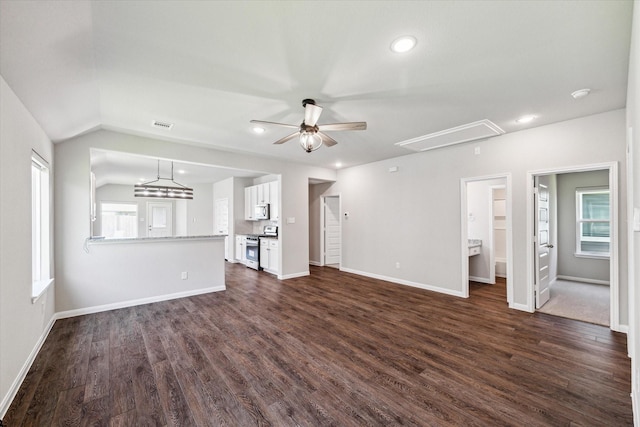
[245,185,257,220]
[257,182,269,205]
[244,181,279,222]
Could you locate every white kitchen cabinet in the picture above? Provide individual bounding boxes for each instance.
[269,180,279,221]
[235,234,247,264]
[245,181,278,221]
[259,238,279,274]
[244,186,257,220]
[257,182,270,205]
[268,239,279,273]
[259,239,269,269]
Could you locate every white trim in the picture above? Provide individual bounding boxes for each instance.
[279,271,310,280]
[460,173,513,303]
[574,252,610,260]
[510,302,533,312]
[555,275,611,286]
[31,277,54,303]
[309,260,321,266]
[55,285,225,319]
[0,314,56,419]
[526,162,621,331]
[469,276,494,284]
[340,267,466,298]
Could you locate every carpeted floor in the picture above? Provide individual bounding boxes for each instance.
[537,279,609,326]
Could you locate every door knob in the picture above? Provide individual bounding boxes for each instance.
[546,244,554,248]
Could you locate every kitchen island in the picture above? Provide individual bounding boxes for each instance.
[58,235,227,317]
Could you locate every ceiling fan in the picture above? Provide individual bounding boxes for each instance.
[250,99,367,153]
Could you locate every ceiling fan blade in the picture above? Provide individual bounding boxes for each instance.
[319,132,338,147]
[250,119,298,129]
[304,103,323,127]
[320,122,367,131]
[273,131,300,145]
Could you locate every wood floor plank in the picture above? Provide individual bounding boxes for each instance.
[4,263,633,426]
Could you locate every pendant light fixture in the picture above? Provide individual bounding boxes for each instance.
[134,160,193,199]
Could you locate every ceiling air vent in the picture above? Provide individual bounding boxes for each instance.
[395,119,505,152]
[151,120,174,130]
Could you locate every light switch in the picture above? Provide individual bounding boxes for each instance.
[286,217,296,224]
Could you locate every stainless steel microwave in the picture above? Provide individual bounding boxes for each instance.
[255,204,270,220]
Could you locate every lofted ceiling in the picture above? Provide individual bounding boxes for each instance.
[0,0,634,171]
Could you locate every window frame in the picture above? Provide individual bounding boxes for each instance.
[31,151,53,302]
[575,186,610,259]
[100,201,139,239]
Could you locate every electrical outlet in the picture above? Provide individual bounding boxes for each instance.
[181,272,188,280]
[395,262,400,269]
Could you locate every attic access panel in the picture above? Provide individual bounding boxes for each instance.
[395,119,505,152]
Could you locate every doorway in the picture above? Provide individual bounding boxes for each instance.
[147,201,173,237]
[527,162,619,330]
[460,174,513,303]
[323,195,341,268]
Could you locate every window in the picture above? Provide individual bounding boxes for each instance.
[32,151,52,299]
[101,202,138,238]
[576,187,610,258]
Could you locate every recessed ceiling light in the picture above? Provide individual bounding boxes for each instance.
[176,169,186,175]
[253,126,265,134]
[516,115,537,124]
[335,162,342,169]
[571,88,591,99]
[390,36,417,53]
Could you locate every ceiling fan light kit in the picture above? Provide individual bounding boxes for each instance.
[250,98,367,153]
[134,160,194,199]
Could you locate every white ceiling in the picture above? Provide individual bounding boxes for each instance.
[90,149,262,188]
[0,1,633,171]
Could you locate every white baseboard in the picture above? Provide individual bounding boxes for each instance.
[616,324,629,334]
[469,275,494,284]
[510,302,533,312]
[556,275,610,286]
[56,285,225,319]
[340,267,466,298]
[308,260,321,267]
[633,388,639,427]
[279,271,310,280]
[0,314,57,419]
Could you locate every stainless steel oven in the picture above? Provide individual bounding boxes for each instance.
[245,235,260,270]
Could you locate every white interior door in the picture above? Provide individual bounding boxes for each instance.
[535,176,552,308]
[324,196,341,266]
[147,202,173,237]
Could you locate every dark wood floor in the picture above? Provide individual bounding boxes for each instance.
[4,264,632,426]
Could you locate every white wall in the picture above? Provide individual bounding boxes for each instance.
[54,129,337,312]
[187,183,214,236]
[0,76,56,416]
[335,109,628,323]
[556,170,610,283]
[58,238,225,317]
